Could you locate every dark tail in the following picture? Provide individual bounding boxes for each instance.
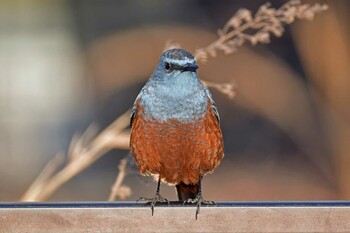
[176,182,199,201]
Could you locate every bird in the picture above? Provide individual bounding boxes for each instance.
[130,48,224,219]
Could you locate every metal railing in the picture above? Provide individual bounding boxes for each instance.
[1,201,350,232]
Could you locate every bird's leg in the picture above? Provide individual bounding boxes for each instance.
[183,176,215,220]
[136,176,170,216]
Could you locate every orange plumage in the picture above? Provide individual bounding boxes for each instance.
[130,100,224,185]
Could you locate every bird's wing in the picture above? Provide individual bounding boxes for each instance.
[130,94,141,127]
[205,88,220,124]
[130,104,136,127]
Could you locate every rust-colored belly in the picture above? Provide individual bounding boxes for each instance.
[130,103,224,185]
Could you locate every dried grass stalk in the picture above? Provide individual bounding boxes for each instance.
[108,157,131,201]
[20,111,131,201]
[202,80,237,99]
[195,0,328,63]
[164,40,181,51]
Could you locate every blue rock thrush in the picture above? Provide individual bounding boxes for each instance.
[130,49,224,219]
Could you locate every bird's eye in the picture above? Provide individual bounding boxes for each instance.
[164,62,171,71]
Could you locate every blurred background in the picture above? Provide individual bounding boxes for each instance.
[1,0,349,202]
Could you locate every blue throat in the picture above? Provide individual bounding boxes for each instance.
[139,70,208,123]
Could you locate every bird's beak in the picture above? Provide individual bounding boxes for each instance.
[182,63,199,72]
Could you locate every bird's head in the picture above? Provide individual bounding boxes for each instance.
[141,49,207,121]
[154,49,199,81]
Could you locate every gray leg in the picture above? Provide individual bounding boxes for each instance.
[183,176,215,219]
[137,176,170,216]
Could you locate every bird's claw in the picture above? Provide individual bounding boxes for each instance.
[183,193,215,220]
[137,193,170,216]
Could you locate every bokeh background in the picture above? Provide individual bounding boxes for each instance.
[1,0,349,202]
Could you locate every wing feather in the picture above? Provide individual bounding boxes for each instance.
[205,88,220,124]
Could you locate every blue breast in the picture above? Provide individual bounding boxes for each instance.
[139,71,208,123]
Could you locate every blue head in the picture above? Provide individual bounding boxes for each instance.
[139,49,208,122]
[159,49,198,72]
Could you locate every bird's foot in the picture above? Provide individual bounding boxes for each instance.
[137,193,170,216]
[183,192,215,220]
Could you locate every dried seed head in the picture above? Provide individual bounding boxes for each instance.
[194,0,328,62]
